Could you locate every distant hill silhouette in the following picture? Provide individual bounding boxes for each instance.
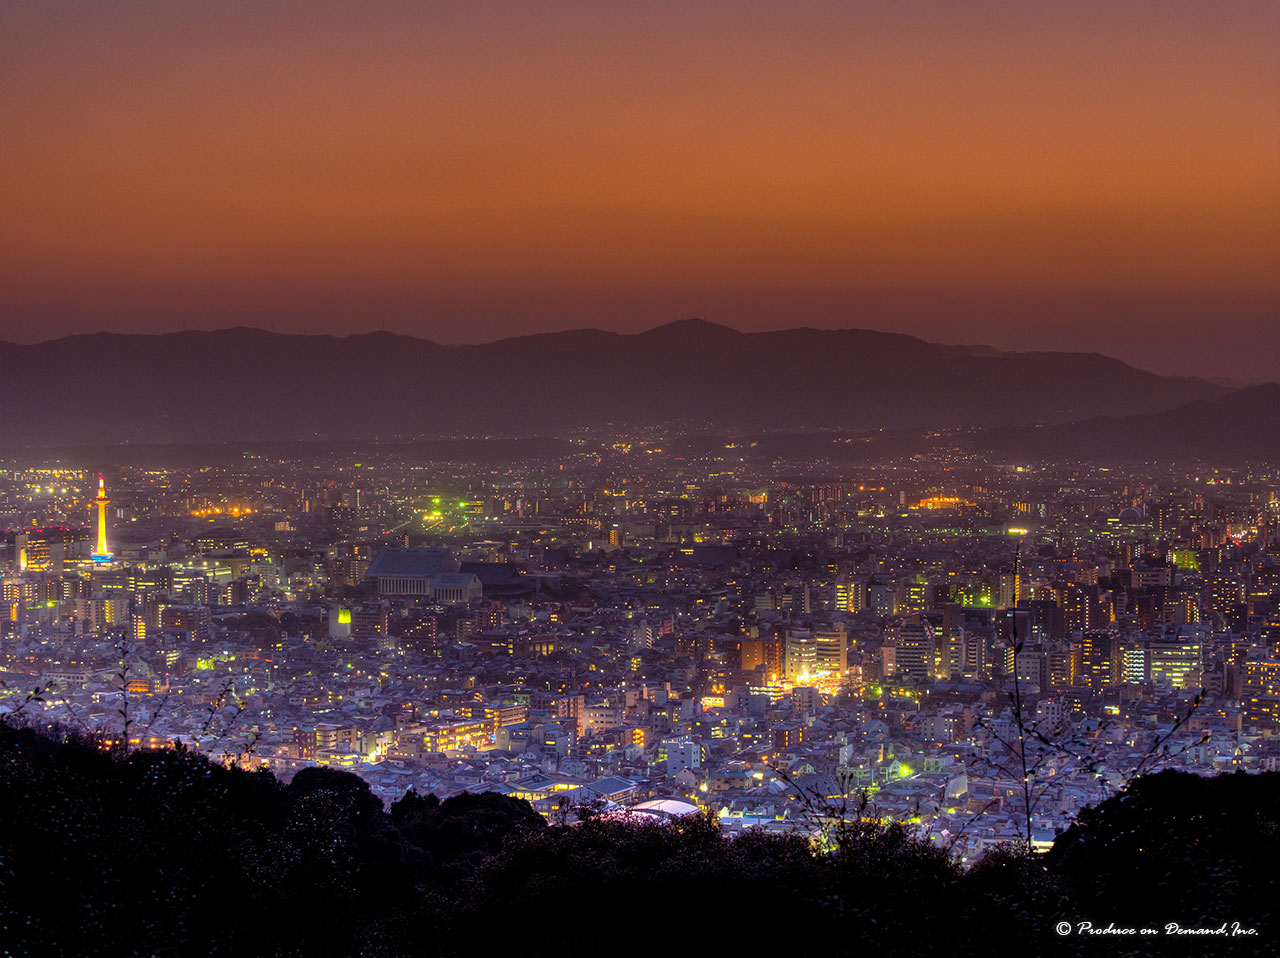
[0,319,1228,446]
[976,383,1280,462]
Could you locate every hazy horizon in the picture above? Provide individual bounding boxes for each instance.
[1,316,1274,385]
[3,1,1277,381]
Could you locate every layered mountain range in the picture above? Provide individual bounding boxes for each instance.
[973,382,1280,462]
[0,319,1272,460]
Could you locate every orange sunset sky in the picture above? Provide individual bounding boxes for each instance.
[2,1,1277,379]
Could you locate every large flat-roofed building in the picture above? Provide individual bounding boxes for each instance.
[365,547,460,597]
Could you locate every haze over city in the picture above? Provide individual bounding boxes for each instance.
[3,3,1280,956]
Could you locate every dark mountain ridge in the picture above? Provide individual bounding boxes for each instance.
[975,382,1280,462]
[0,320,1228,446]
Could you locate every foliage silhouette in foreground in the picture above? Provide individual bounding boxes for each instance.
[1,724,1276,957]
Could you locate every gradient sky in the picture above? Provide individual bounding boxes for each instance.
[2,1,1278,379]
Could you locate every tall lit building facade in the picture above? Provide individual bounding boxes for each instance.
[1080,630,1120,689]
[783,629,816,681]
[892,616,937,682]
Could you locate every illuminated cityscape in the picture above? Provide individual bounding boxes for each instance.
[4,447,1279,854]
[2,1,1277,953]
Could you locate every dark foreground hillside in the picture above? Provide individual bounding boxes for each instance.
[1,724,1275,957]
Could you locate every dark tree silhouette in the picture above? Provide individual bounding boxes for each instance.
[1,723,1274,958]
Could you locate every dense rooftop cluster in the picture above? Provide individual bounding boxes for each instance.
[3,448,1280,862]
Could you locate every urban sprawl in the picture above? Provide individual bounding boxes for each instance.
[3,444,1278,860]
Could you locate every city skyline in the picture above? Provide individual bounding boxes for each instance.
[3,1,1278,379]
[2,4,1277,950]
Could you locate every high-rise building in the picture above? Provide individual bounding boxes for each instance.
[161,604,213,643]
[1149,639,1202,689]
[868,581,897,618]
[1242,660,1280,725]
[1014,646,1047,689]
[900,576,929,615]
[1150,499,1189,541]
[8,527,88,573]
[813,625,848,674]
[1056,583,1101,634]
[1048,643,1081,689]
[1119,640,1149,684]
[783,629,817,681]
[740,633,783,681]
[891,616,936,682]
[941,625,964,678]
[834,577,867,613]
[1080,630,1120,689]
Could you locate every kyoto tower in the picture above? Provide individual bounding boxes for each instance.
[91,473,113,562]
